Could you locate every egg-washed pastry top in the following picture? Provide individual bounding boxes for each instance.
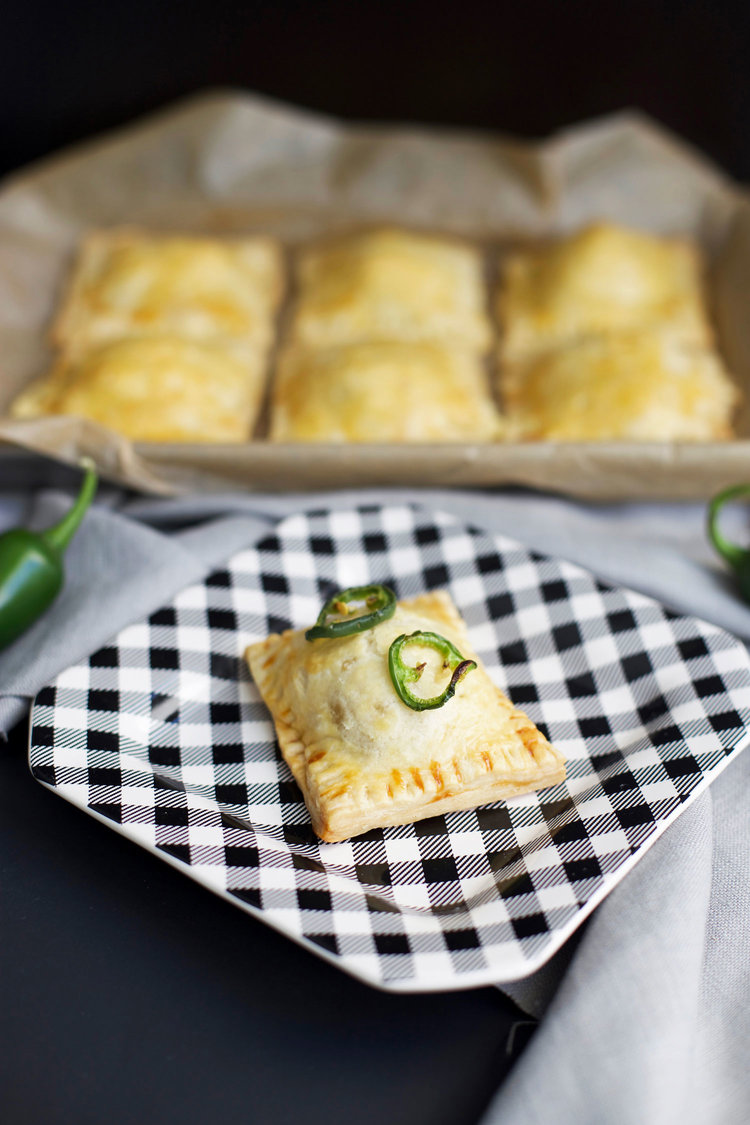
[499,331,738,441]
[10,335,267,443]
[289,228,492,352]
[269,340,502,442]
[245,589,565,843]
[52,229,284,355]
[498,222,712,361]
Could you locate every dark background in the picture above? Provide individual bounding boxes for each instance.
[2,0,750,182]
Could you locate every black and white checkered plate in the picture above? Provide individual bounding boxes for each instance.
[28,505,750,991]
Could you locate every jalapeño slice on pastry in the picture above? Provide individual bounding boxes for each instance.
[246,589,565,843]
[305,584,397,640]
[388,630,476,711]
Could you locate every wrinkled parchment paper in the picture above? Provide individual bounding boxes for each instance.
[1,89,748,498]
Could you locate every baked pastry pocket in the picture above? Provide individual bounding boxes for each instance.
[498,331,739,441]
[246,590,565,843]
[10,335,268,443]
[52,229,284,355]
[498,222,712,363]
[269,340,502,442]
[290,228,492,351]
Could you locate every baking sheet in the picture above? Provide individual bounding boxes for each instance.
[1,89,749,499]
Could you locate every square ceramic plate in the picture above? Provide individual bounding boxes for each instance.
[28,505,750,991]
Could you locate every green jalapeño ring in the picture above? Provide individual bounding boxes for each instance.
[388,630,477,711]
[305,584,397,641]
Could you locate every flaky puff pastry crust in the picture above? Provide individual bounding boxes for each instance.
[245,591,565,843]
[10,335,267,443]
[52,229,284,355]
[498,222,712,362]
[499,331,738,441]
[290,228,492,352]
[269,341,502,442]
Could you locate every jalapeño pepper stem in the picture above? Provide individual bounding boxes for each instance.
[305,584,396,641]
[388,630,477,711]
[707,484,750,604]
[43,459,98,552]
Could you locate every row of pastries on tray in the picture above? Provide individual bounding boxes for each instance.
[8,222,740,443]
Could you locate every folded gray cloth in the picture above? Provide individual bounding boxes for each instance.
[484,761,750,1125]
[2,470,749,1125]
[0,492,266,731]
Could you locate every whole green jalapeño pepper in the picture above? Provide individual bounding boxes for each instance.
[707,483,750,605]
[388,630,477,711]
[0,461,98,649]
[305,584,397,641]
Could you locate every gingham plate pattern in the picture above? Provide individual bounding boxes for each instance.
[28,505,750,991]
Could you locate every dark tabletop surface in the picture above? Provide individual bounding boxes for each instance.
[2,3,749,1122]
[0,715,531,1125]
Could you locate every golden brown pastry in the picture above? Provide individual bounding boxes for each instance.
[290,228,492,352]
[52,229,284,355]
[498,222,712,362]
[269,341,501,442]
[500,331,738,441]
[246,589,565,843]
[10,335,267,443]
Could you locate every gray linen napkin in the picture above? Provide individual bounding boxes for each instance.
[2,470,749,1125]
[0,491,266,731]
